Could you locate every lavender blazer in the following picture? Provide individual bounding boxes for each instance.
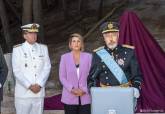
[59,52,92,105]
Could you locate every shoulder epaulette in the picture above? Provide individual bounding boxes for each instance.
[93,46,104,52]
[122,44,135,49]
[13,44,22,48]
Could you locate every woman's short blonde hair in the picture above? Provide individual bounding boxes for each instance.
[69,33,84,51]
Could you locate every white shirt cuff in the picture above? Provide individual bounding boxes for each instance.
[133,87,140,98]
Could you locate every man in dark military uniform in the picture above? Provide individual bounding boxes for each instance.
[87,21,142,98]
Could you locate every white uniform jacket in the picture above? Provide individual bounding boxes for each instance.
[12,41,51,98]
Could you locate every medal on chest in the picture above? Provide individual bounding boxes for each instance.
[25,63,28,67]
[24,53,27,58]
[117,58,125,66]
[24,53,28,68]
[111,52,114,59]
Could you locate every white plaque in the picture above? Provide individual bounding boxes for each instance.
[108,109,116,114]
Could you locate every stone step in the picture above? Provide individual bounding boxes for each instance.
[44,110,64,114]
[1,107,15,114]
[1,109,64,114]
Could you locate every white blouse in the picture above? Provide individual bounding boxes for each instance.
[76,64,80,79]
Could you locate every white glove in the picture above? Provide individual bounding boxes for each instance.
[133,88,140,98]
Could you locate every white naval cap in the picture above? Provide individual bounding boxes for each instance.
[21,23,40,32]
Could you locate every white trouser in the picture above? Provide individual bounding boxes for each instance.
[15,97,44,114]
[134,98,137,111]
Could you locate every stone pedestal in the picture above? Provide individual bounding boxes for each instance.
[4,53,14,96]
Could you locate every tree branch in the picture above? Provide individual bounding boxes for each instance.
[83,0,128,41]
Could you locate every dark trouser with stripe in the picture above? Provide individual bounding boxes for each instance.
[64,97,91,114]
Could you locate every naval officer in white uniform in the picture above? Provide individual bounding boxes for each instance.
[12,23,51,114]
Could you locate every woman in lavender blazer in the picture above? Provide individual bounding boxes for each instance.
[59,33,92,114]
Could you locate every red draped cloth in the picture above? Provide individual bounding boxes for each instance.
[44,94,64,110]
[119,10,165,113]
[44,11,165,113]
